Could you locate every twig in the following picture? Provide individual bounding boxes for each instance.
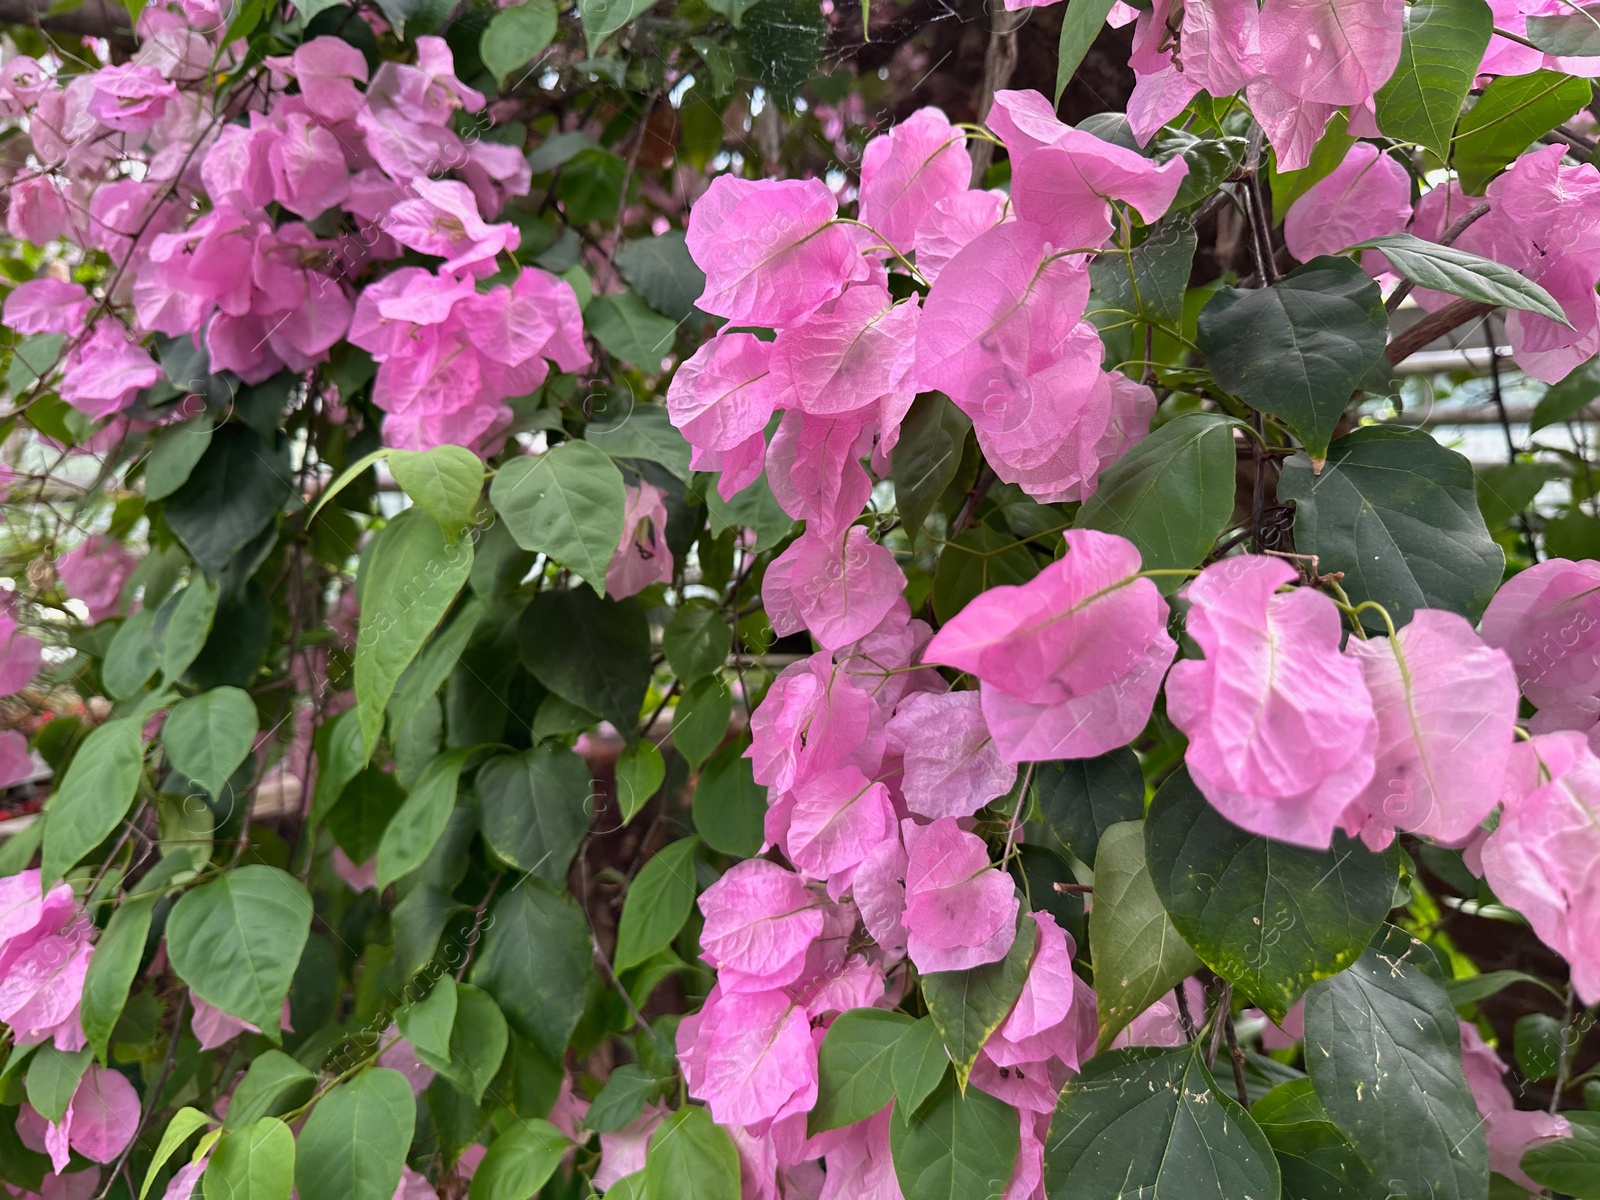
[968,6,1026,184]
[1385,299,1497,365]
[1223,1006,1250,1107]
[95,992,188,1200]
[1550,985,1577,1114]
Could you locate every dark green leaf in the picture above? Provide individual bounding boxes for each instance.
[164,424,292,575]
[472,883,592,1060]
[294,1069,415,1200]
[376,747,475,890]
[203,1116,294,1200]
[145,417,214,501]
[492,443,626,593]
[163,687,258,798]
[1304,926,1489,1200]
[1514,1012,1565,1080]
[1374,0,1493,159]
[41,716,144,886]
[1055,0,1118,102]
[1089,820,1202,1050]
[664,605,732,683]
[1252,1079,1379,1200]
[704,471,795,554]
[614,231,707,322]
[476,746,592,887]
[672,676,732,771]
[890,1074,1019,1200]
[165,865,311,1038]
[692,739,765,857]
[1279,425,1504,630]
[557,147,627,223]
[1545,511,1600,560]
[1088,215,1198,329]
[1526,3,1600,55]
[1477,462,1555,530]
[1445,969,1560,1007]
[1454,70,1590,194]
[891,394,972,547]
[1033,748,1145,865]
[586,292,679,368]
[1198,256,1389,461]
[480,0,558,86]
[354,508,474,756]
[25,1046,91,1123]
[1045,1044,1280,1200]
[644,1107,740,1200]
[615,836,699,971]
[1144,768,1399,1021]
[1076,412,1238,584]
[585,1064,659,1133]
[931,524,1039,624]
[325,766,406,865]
[1532,360,1600,432]
[1352,234,1568,324]
[921,914,1036,1087]
[812,1008,914,1133]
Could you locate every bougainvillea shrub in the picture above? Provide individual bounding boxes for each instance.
[4,0,1600,1195]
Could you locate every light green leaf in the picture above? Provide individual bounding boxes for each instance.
[397,977,457,1062]
[578,0,653,53]
[83,851,195,1061]
[293,1069,415,1200]
[203,1117,294,1200]
[375,747,476,890]
[354,508,473,758]
[1252,1079,1379,1200]
[615,740,665,825]
[921,915,1036,1088]
[1350,233,1569,324]
[480,0,558,86]
[165,865,311,1038]
[1523,1109,1600,1197]
[156,574,219,685]
[224,1052,316,1130]
[162,687,258,798]
[615,836,699,972]
[890,1017,950,1118]
[41,716,144,886]
[102,609,159,701]
[1454,70,1590,194]
[811,1009,913,1133]
[389,446,484,535]
[1374,0,1493,160]
[584,1064,659,1133]
[889,1074,1019,1200]
[644,1108,740,1200]
[671,676,731,771]
[469,1119,568,1200]
[586,292,679,368]
[25,1046,91,1123]
[140,1108,216,1200]
[490,442,626,592]
[587,402,694,481]
[419,984,509,1104]
[1055,0,1118,103]
[1089,820,1203,1050]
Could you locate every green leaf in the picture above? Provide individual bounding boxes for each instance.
[1089,819,1203,1050]
[613,231,707,322]
[1251,1079,1379,1200]
[1055,0,1118,102]
[165,865,311,1038]
[812,1009,914,1134]
[354,508,473,757]
[1088,214,1198,328]
[164,424,292,576]
[308,447,390,524]
[891,1017,950,1117]
[1445,969,1560,1007]
[163,687,258,798]
[1045,1044,1281,1199]
[1032,748,1144,866]
[519,588,650,733]
[1076,412,1239,583]
[1477,461,1556,530]
[9,333,64,396]
[387,596,485,741]
[616,740,666,824]
[1523,1109,1600,1197]
[557,147,628,224]
[1278,425,1504,630]
[389,446,484,535]
[1526,3,1600,55]
[1374,0,1493,160]
[578,0,653,53]
[41,716,144,886]
[586,292,679,368]
[931,524,1039,624]
[375,748,475,890]
[1144,768,1399,1021]
[294,1069,415,1200]
[890,394,972,548]
[587,402,694,481]
[584,1064,659,1133]
[398,977,458,1062]
[692,738,765,857]
[615,836,699,971]
[469,1119,569,1200]
[1545,510,1600,560]
[204,1117,294,1200]
[704,471,795,553]
[1351,234,1569,324]
[1270,112,1355,220]
[480,0,558,86]
[890,1074,1019,1200]
[141,1108,216,1200]
[1454,70,1590,194]
[644,1107,740,1200]
[145,417,214,501]
[472,883,592,1060]
[1514,1011,1565,1080]
[82,880,162,1060]
[420,984,510,1104]
[491,442,626,593]
[672,676,732,771]
[1532,360,1600,432]
[311,709,366,825]
[102,609,159,701]
[25,1045,91,1123]
[325,766,406,864]
[1198,256,1388,462]
[477,746,592,887]
[663,605,731,684]
[156,574,219,685]
[224,1051,316,1129]
[1304,926,1489,1200]
[921,914,1037,1088]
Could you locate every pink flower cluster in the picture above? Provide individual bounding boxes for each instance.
[669,90,1177,524]
[1,10,585,454]
[1286,141,1600,385]
[0,607,43,790]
